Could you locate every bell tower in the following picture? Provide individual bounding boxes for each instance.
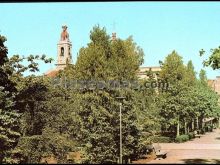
[56,25,72,69]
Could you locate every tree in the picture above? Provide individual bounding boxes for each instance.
[199,46,220,128]
[160,50,186,84]
[13,76,82,163]
[0,34,53,163]
[194,70,220,130]
[185,60,196,86]
[0,35,21,163]
[134,68,162,139]
[159,53,220,138]
[158,51,207,137]
[199,69,207,85]
[75,25,144,81]
[58,25,144,163]
[159,51,189,137]
[200,46,220,70]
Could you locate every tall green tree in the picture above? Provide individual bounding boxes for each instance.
[199,69,208,85]
[0,34,53,163]
[75,25,144,81]
[159,52,220,138]
[0,35,21,163]
[159,51,190,137]
[59,25,144,163]
[185,60,196,86]
[160,50,186,84]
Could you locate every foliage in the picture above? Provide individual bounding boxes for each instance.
[158,50,220,138]
[175,134,189,143]
[15,129,76,164]
[13,78,82,163]
[0,35,21,163]
[0,34,53,163]
[200,46,220,70]
[159,50,186,84]
[158,51,189,136]
[150,136,172,143]
[199,69,207,85]
[75,25,144,81]
[188,132,195,139]
[185,60,196,86]
[134,69,162,136]
[56,25,145,163]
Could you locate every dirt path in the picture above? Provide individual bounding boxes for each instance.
[134,128,220,164]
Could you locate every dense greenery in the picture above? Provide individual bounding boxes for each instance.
[57,25,144,163]
[175,134,189,143]
[158,51,220,139]
[0,35,53,163]
[200,46,220,70]
[1,26,220,164]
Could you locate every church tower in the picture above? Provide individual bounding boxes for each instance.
[112,32,116,41]
[56,25,72,69]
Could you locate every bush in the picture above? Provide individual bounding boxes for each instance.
[200,128,206,134]
[175,135,189,143]
[207,125,213,132]
[161,131,176,138]
[151,136,172,143]
[188,132,195,140]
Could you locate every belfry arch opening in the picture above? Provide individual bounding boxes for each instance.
[60,47,64,56]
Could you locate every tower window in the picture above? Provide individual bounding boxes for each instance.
[60,47,64,56]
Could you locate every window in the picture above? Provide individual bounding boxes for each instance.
[60,47,64,56]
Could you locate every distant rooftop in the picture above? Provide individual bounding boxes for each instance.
[139,66,161,69]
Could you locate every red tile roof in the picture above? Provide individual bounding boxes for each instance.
[45,70,59,78]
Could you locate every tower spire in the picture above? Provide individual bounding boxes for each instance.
[112,32,116,41]
[56,25,72,70]
[112,21,117,41]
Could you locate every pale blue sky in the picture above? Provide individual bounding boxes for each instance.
[1,2,220,79]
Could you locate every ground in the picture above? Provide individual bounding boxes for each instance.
[132,128,220,164]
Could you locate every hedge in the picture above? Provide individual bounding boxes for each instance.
[151,136,172,143]
[175,134,189,143]
[188,132,195,140]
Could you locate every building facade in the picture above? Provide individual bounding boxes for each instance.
[137,66,161,79]
[208,77,220,95]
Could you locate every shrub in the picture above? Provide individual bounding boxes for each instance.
[175,135,189,143]
[161,131,176,138]
[200,128,206,134]
[207,125,213,132]
[188,132,195,140]
[151,136,172,143]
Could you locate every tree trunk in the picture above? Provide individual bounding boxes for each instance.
[219,117,220,128]
[201,117,204,129]
[177,116,180,137]
[192,120,194,131]
[197,117,199,129]
[184,120,187,134]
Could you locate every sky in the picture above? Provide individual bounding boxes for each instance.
[1,2,220,79]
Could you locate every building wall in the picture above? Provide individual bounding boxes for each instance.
[137,66,161,79]
[208,77,220,95]
[214,77,220,95]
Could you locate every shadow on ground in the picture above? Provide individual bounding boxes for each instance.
[215,137,220,140]
[181,159,220,164]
